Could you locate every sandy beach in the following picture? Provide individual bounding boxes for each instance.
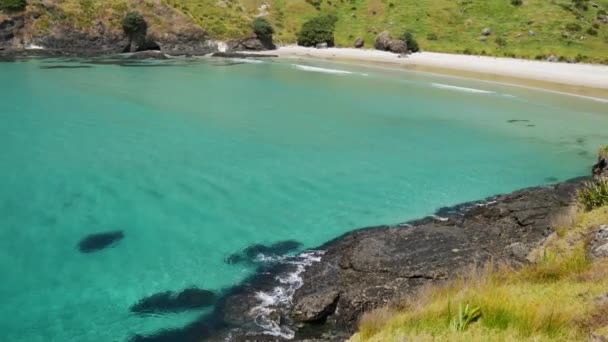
[254,46,608,100]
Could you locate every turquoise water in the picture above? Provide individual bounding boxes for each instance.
[0,56,607,341]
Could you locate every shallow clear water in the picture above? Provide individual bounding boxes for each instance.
[0,57,607,341]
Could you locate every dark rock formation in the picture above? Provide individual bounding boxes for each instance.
[388,39,407,54]
[374,31,392,51]
[0,15,24,43]
[131,288,217,314]
[225,240,303,265]
[130,179,583,342]
[590,224,608,259]
[354,38,364,48]
[374,31,407,54]
[211,52,277,58]
[285,179,580,338]
[228,33,275,52]
[78,230,124,253]
[593,155,608,181]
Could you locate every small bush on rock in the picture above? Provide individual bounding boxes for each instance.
[297,14,338,47]
[0,0,26,11]
[252,17,274,39]
[578,179,608,211]
[122,11,147,38]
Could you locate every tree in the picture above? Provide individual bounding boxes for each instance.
[297,14,338,47]
[402,31,420,53]
[122,11,147,39]
[0,0,27,11]
[252,17,274,40]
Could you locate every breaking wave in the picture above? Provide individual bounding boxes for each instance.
[431,83,495,94]
[249,250,324,339]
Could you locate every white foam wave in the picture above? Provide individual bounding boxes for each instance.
[231,58,265,64]
[431,83,495,94]
[292,64,367,76]
[250,250,324,339]
[25,44,44,50]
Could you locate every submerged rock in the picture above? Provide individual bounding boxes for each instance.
[225,240,303,264]
[131,288,217,314]
[77,231,124,253]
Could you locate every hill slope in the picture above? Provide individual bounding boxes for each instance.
[2,0,608,62]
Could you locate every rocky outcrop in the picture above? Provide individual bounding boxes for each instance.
[374,31,407,54]
[590,225,608,259]
[354,37,364,48]
[228,32,275,52]
[593,154,608,181]
[130,179,583,342]
[284,179,579,338]
[0,15,24,43]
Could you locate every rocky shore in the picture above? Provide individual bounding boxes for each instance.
[129,178,583,342]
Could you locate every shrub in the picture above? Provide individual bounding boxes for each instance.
[252,17,274,39]
[449,303,482,331]
[306,0,322,10]
[0,0,26,11]
[598,145,608,159]
[402,31,420,52]
[565,23,582,32]
[122,11,147,38]
[511,0,523,6]
[578,179,608,211]
[427,33,438,41]
[586,27,598,36]
[297,14,337,47]
[495,37,507,47]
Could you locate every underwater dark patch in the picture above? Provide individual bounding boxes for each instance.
[118,63,180,68]
[129,261,298,342]
[507,119,530,123]
[40,65,93,69]
[77,230,124,253]
[545,176,559,183]
[225,240,303,264]
[131,288,217,315]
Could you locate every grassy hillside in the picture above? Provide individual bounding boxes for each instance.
[350,179,608,341]
[4,0,608,62]
[156,0,608,62]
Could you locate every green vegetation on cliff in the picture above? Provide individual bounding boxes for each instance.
[0,0,26,11]
[3,0,608,62]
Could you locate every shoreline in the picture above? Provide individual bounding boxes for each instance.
[252,46,608,101]
[132,178,585,341]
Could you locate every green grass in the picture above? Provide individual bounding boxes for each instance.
[158,0,608,63]
[351,206,608,342]
[10,0,608,62]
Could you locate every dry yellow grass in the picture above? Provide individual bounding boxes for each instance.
[351,207,608,342]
